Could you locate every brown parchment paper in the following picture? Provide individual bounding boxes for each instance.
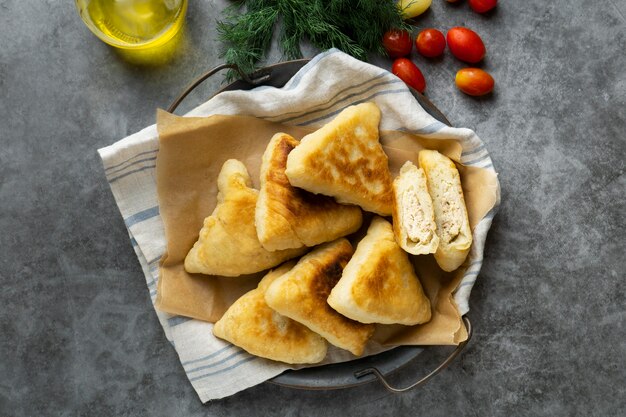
[155,110,498,346]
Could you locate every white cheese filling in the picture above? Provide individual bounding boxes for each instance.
[402,185,434,243]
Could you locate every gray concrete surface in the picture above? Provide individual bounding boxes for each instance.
[1,0,624,416]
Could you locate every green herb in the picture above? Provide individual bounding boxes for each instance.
[218,0,407,79]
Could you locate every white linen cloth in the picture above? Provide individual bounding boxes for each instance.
[98,49,500,402]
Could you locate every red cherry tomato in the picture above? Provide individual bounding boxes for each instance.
[416,29,446,58]
[446,27,486,63]
[392,58,426,93]
[455,68,494,96]
[469,0,498,13]
[382,29,413,58]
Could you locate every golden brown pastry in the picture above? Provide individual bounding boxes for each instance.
[327,217,431,325]
[255,133,363,251]
[264,239,374,356]
[184,159,306,276]
[284,103,394,216]
[392,161,439,255]
[419,150,472,272]
[213,262,327,364]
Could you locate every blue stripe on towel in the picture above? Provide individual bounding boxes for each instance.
[186,349,248,374]
[462,154,490,166]
[181,345,236,366]
[467,259,482,268]
[298,89,408,126]
[413,121,448,135]
[124,206,159,227]
[283,50,339,91]
[286,79,401,124]
[276,73,395,124]
[147,260,160,283]
[109,165,156,183]
[105,148,158,171]
[464,261,483,274]
[147,255,162,266]
[462,144,486,157]
[398,121,448,135]
[463,270,480,280]
[456,271,481,290]
[188,356,258,382]
[457,278,477,289]
[106,156,157,176]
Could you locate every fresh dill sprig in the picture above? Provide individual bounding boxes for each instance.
[218,0,407,80]
[217,5,279,77]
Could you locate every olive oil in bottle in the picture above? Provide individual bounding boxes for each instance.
[76,0,187,49]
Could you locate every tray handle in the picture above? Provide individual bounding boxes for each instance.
[354,316,472,393]
[167,63,270,113]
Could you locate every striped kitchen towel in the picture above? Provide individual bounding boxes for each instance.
[97,49,500,402]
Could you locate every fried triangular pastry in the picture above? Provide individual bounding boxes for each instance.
[256,132,363,251]
[328,217,431,325]
[213,262,327,364]
[264,239,374,356]
[392,161,439,255]
[285,103,394,215]
[184,159,306,276]
[419,150,472,272]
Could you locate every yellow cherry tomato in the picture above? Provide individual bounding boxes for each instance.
[455,68,495,96]
[398,0,432,19]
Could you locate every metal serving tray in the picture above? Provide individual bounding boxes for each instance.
[167,59,471,393]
